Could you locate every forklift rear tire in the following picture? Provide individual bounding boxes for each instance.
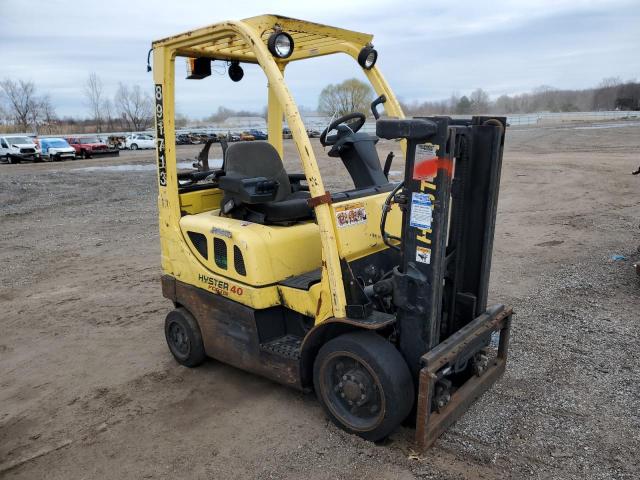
[313,331,414,442]
[164,307,206,367]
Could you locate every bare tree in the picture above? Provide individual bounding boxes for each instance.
[115,83,153,131]
[599,77,622,88]
[318,78,373,117]
[470,88,490,114]
[0,102,7,126]
[0,79,38,131]
[448,92,460,113]
[38,95,57,134]
[84,73,105,132]
[103,98,115,131]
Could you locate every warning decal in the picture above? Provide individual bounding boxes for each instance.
[413,143,439,180]
[335,202,367,228]
[416,246,431,264]
[409,193,432,230]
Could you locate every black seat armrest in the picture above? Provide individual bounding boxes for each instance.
[288,173,309,192]
[288,173,306,182]
[219,174,279,204]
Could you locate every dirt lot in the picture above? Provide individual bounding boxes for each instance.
[1,122,639,479]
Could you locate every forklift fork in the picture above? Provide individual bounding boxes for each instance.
[415,305,512,449]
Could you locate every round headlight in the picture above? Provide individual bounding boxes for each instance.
[358,46,378,70]
[268,32,294,59]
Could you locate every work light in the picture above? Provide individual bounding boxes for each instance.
[358,46,378,70]
[228,61,244,82]
[268,32,294,58]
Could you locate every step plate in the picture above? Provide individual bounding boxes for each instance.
[261,335,302,359]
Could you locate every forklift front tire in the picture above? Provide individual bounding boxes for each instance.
[313,331,414,442]
[164,307,206,367]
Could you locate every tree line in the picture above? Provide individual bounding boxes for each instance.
[317,77,640,118]
[401,77,640,116]
[2,74,639,135]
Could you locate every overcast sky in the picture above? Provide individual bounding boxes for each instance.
[1,0,639,118]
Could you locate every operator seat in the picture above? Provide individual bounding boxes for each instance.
[219,141,312,225]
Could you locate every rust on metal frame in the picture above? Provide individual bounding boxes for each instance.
[307,191,332,208]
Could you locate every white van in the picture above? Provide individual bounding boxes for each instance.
[39,138,76,161]
[0,135,41,163]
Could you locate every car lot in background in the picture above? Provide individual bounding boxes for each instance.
[39,137,76,161]
[0,135,41,163]
[239,132,255,141]
[125,134,155,150]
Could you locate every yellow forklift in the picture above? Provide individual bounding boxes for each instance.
[152,15,512,449]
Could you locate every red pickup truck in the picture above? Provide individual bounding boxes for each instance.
[65,136,119,159]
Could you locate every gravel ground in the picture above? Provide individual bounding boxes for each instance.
[0,121,639,479]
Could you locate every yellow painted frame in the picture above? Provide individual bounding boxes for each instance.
[152,14,405,320]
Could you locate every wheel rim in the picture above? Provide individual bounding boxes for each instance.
[319,351,385,432]
[168,321,190,356]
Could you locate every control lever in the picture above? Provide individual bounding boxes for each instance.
[371,94,386,120]
[383,152,394,179]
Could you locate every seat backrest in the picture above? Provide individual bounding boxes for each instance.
[224,141,291,202]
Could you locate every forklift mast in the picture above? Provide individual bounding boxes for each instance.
[378,115,512,448]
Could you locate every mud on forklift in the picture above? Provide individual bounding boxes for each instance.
[152,15,512,448]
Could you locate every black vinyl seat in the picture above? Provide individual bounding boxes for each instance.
[220,142,312,224]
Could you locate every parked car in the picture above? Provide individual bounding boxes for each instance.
[282,127,292,139]
[240,132,255,141]
[0,135,41,163]
[247,129,267,140]
[39,138,76,161]
[223,132,240,142]
[306,129,321,138]
[176,134,193,145]
[65,135,119,158]
[125,134,155,150]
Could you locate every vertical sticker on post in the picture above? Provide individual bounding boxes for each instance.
[413,143,439,180]
[154,84,167,187]
[409,192,432,230]
[416,246,431,264]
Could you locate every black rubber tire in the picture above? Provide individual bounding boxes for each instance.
[313,331,414,442]
[130,143,138,150]
[164,307,206,367]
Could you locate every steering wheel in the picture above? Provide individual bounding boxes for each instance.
[320,112,366,147]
